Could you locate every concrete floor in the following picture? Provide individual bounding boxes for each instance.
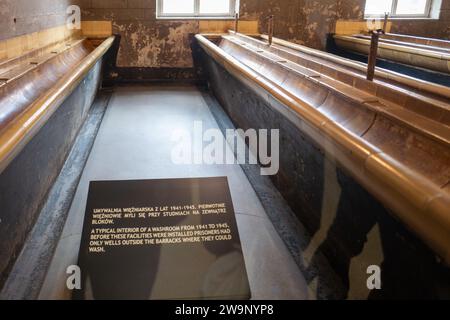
[39,85,311,300]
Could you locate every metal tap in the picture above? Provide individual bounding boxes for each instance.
[367,27,385,81]
[267,15,274,46]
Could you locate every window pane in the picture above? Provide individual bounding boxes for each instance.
[396,0,428,15]
[162,0,195,14]
[365,0,392,15]
[199,0,231,14]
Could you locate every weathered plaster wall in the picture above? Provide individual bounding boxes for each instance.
[82,0,199,68]
[250,0,449,50]
[242,0,342,51]
[336,0,450,40]
[83,0,335,67]
[390,0,450,38]
[0,0,84,41]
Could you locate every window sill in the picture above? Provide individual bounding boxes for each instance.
[156,16,236,20]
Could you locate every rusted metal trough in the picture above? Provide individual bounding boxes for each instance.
[333,33,450,74]
[0,36,114,174]
[196,31,450,271]
[261,34,449,102]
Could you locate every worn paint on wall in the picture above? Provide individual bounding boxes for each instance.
[249,0,449,51]
[82,0,449,68]
[240,0,363,50]
[1,1,449,69]
[83,0,345,67]
[82,0,335,67]
[0,59,103,289]
[81,0,196,68]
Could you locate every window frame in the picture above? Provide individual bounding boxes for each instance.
[364,0,433,19]
[156,0,238,19]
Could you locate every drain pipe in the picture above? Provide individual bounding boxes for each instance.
[382,12,389,33]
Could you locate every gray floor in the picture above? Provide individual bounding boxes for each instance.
[39,85,312,300]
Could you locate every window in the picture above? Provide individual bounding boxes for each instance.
[157,0,238,19]
[364,0,433,18]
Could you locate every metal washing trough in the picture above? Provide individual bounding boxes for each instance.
[196,31,450,265]
[0,34,114,286]
[259,33,450,102]
[333,33,450,74]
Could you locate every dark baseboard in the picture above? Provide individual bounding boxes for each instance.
[102,67,205,86]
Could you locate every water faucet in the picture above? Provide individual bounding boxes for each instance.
[267,15,274,46]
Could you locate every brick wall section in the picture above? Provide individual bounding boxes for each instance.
[0,0,448,70]
[83,0,331,67]
[82,0,449,67]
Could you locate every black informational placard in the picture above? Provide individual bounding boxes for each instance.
[74,177,250,300]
